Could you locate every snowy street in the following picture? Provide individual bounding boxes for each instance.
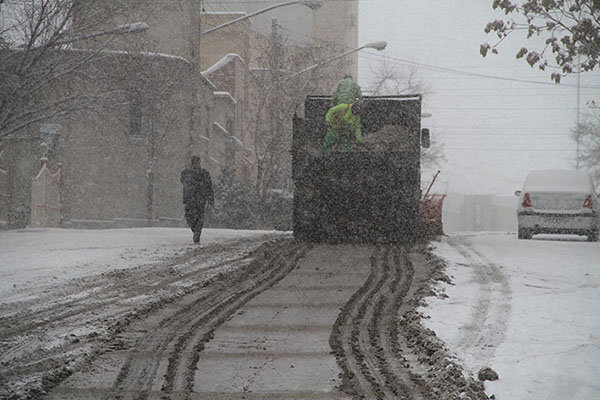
[0,228,279,304]
[0,228,285,399]
[1,228,599,399]
[425,232,600,400]
[2,0,599,398]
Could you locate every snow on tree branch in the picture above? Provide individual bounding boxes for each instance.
[481,0,600,83]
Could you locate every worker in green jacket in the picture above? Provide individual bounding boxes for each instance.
[331,74,362,105]
[322,102,364,153]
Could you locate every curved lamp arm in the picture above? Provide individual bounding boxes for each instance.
[201,0,322,36]
[286,41,387,81]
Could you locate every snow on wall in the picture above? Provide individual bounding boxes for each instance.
[202,53,245,76]
[213,122,229,135]
[214,91,236,104]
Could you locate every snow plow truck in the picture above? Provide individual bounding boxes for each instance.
[292,95,431,244]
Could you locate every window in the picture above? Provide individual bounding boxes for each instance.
[129,94,143,137]
[129,93,152,138]
[349,13,356,28]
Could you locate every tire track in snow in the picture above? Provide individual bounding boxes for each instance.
[0,235,282,400]
[446,235,512,366]
[330,245,431,399]
[103,240,310,400]
[0,239,264,338]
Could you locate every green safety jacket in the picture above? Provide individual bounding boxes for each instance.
[331,77,362,105]
[322,103,363,152]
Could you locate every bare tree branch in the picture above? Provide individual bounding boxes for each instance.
[0,0,146,139]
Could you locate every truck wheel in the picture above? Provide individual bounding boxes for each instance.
[587,229,599,242]
[518,228,532,240]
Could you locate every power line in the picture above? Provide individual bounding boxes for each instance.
[428,106,579,110]
[276,24,600,90]
[441,133,574,136]
[438,126,574,131]
[444,148,575,152]
[361,50,600,90]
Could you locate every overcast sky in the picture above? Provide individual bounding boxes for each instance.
[358,0,600,196]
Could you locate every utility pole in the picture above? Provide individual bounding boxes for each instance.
[576,55,581,170]
[269,18,284,194]
[189,0,201,158]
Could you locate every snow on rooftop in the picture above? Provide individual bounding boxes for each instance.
[214,91,237,103]
[203,76,217,90]
[368,96,421,101]
[523,170,595,193]
[74,48,191,64]
[201,12,247,16]
[202,53,245,75]
[231,135,244,150]
[213,122,228,135]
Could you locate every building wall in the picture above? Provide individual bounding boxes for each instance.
[442,194,518,232]
[201,1,315,47]
[75,1,200,70]
[0,138,40,228]
[199,14,253,71]
[64,0,358,218]
[203,53,255,184]
[18,52,214,228]
[201,0,359,79]
[313,0,359,80]
[75,3,354,186]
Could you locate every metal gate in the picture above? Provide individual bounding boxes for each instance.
[30,158,63,228]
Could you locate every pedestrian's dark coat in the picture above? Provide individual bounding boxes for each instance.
[180,168,214,209]
[180,166,214,243]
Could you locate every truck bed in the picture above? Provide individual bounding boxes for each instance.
[292,95,423,244]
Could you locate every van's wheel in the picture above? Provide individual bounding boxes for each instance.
[587,229,598,242]
[518,228,532,240]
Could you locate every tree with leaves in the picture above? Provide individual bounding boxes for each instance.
[481,0,600,83]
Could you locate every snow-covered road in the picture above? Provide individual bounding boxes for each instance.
[424,232,600,400]
[0,227,277,303]
[1,228,599,399]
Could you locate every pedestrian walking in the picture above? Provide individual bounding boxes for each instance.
[180,156,214,243]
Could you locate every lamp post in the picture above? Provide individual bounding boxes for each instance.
[286,41,387,81]
[257,40,388,103]
[200,0,322,36]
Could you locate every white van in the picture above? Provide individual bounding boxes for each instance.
[515,170,599,241]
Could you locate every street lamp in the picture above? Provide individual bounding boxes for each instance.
[286,41,387,80]
[200,0,322,36]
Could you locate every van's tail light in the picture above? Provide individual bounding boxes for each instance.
[583,195,593,209]
[522,193,532,208]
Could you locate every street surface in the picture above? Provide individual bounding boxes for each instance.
[1,228,598,399]
[1,229,484,399]
[425,232,600,400]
